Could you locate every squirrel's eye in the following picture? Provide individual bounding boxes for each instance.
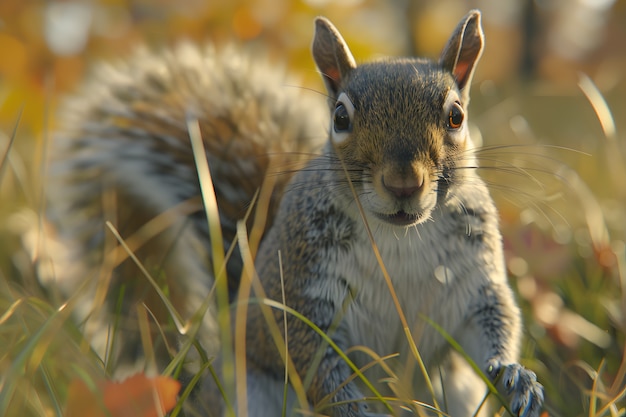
[447,102,464,130]
[331,92,354,144]
[334,104,351,132]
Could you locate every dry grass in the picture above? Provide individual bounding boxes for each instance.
[0,4,625,416]
[1,77,625,416]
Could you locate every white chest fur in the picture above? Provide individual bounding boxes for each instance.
[304,202,501,369]
[348,227,452,357]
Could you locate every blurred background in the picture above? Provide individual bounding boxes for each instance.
[0,0,625,416]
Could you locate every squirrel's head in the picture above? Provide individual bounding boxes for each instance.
[312,11,484,227]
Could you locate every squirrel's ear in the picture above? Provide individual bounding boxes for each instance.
[312,17,357,99]
[439,10,484,101]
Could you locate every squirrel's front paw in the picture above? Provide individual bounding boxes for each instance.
[487,360,544,417]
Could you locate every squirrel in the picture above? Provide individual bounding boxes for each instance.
[43,9,544,417]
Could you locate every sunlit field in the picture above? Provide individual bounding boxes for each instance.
[0,1,624,416]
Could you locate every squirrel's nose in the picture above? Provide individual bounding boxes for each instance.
[382,172,425,199]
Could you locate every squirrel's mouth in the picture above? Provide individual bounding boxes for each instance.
[376,210,421,227]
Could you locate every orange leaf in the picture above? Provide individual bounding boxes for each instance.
[66,373,181,417]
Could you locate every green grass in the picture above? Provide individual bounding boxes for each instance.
[0,76,625,416]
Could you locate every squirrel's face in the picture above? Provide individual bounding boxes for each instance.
[312,12,484,228]
[328,60,474,227]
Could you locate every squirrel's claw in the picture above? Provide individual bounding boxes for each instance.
[504,364,544,417]
[491,362,544,417]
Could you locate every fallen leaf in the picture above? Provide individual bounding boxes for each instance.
[66,373,181,417]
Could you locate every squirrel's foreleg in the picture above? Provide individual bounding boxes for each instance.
[454,283,544,417]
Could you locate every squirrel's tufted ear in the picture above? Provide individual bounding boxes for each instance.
[312,17,357,101]
[439,10,484,103]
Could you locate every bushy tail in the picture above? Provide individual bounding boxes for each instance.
[41,42,326,376]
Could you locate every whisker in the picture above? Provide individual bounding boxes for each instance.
[469,143,590,158]
[281,83,333,101]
